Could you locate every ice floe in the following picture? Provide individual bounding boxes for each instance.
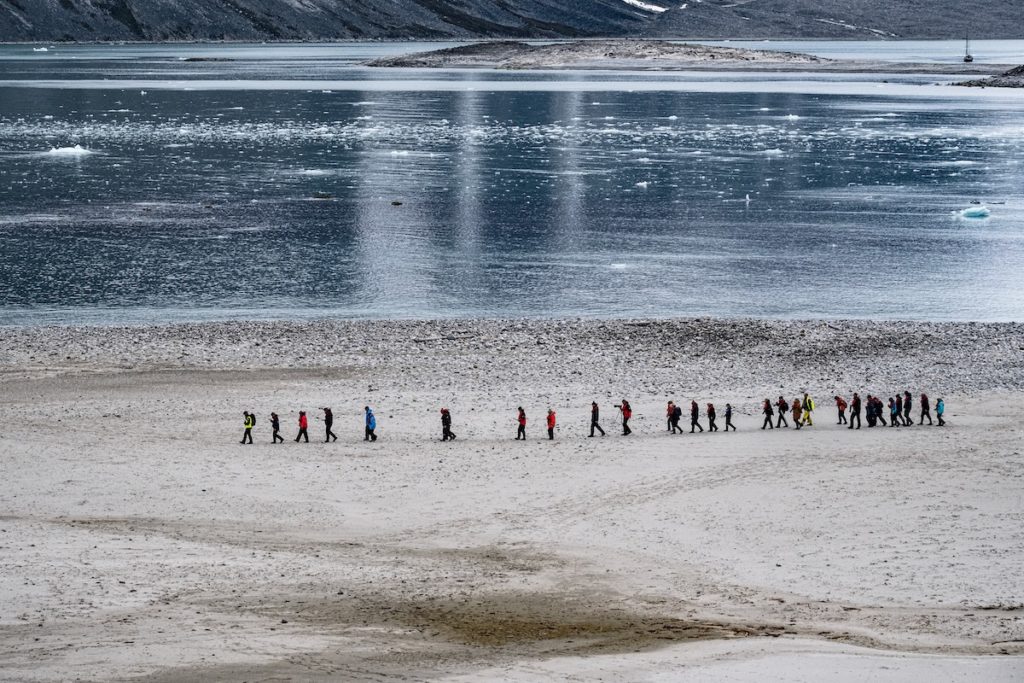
[46,144,94,156]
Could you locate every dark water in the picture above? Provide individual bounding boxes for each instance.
[1,42,1023,324]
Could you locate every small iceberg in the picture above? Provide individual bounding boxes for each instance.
[33,47,48,52]
[959,206,991,219]
[47,145,94,156]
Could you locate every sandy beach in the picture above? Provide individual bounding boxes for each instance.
[1,318,1023,680]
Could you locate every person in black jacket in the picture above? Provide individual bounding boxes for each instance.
[589,402,605,437]
[707,403,718,432]
[761,399,774,429]
[690,400,703,433]
[441,408,456,441]
[322,407,338,443]
[670,402,683,434]
[848,393,862,429]
[724,403,736,431]
[270,412,284,443]
[775,396,789,428]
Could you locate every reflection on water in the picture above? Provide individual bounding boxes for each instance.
[0,43,1022,324]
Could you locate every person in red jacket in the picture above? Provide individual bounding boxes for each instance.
[834,395,848,425]
[546,409,556,440]
[295,410,309,443]
[617,400,633,435]
[516,407,526,440]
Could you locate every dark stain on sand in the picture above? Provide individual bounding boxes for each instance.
[380,593,763,649]
[249,590,773,654]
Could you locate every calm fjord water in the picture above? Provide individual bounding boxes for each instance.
[1,42,1023,324]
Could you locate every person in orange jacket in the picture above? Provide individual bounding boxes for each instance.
[792,398,803,430]
[546,409,556,440]
[295,410,309,443]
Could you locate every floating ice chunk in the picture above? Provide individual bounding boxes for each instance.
[959,206,990,219]
[33,47,48,52]
[761,148,785,156]
[635,181,650,188]
[785,114,800,120]
[47,144,93,156]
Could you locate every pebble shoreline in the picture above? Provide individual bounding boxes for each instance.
[1,318,1021,397]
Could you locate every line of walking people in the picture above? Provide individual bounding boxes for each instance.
[240,392,945,444]
[760,391,945,430]
[240,406,379,444]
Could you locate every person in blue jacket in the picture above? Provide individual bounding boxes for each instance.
[936,398,946,426]
[364,406,378,441]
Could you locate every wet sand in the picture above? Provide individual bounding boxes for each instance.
[1,318,1022,680]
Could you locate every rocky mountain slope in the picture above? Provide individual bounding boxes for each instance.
[643,0,1024,40]
[1,0,1021,42]
[0,0,651,42]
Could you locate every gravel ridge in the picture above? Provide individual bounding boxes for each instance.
[2,317,1021,396]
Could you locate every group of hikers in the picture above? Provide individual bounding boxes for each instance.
[760,391,945,430]
[240,392,945,444]
[240,406,378,444]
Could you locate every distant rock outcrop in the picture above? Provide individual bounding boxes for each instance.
[367,39,829,69]
[959,64,1024,88]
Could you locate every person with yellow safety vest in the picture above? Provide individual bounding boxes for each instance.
[240,411,254,444]
[802,392,814,427]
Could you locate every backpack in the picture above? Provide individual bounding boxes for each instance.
[779,399,788,412]
[673,405,682,419]
[250,413,256,427]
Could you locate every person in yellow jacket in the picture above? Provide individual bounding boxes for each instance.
[240,410,254,444]
[802,392,814,427]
